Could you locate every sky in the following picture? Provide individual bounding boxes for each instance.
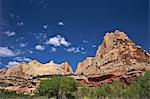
[0,0,149,71]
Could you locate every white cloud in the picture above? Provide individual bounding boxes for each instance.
[83,40,89,43]
[35,32,47,40]
[50,47,57,52]
[60,37,70,47]
[20,43,27,47]
[35,45,45,51]
[65,47,85,54]
[66,47,76,52]
[46,35,61,46]
[43,24,48,29]
[4,31,16,36]
[46,35,70,47]
[0,62,2,65]
[74,47,80,53]
[0,47,15,57]
[6,61,19,67]
[24,58,32,62]
[92,45,96,48]
[58,21,64,26]
[81,47,84,50]
[17,21,24,26]
[14,57,32,62]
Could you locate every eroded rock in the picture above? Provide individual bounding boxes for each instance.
[75,30,150,86]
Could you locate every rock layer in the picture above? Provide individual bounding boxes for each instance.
[75,30,150,86]
[2,60,74,79]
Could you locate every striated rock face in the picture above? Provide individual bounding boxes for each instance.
[75,30,150,86]
[2,60,74,79]
[60,62,74,74]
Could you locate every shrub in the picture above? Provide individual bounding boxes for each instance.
[130,71,150,98]
[36,76,77,98]
[76,84,90,97]
[36,71,150,99]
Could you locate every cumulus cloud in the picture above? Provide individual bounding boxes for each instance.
[0,62,2,65]
[46,36,61,46]
[46,35,70,47]
[14,57,32,62]
[0,47,15,57]
[58,21,64,26]
[6,61,19,67]
[35,45,45,51]
[4,31,16,36]
[50,47,57,52]
[60,37,70,46]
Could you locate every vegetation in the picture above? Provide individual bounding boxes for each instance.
[0,90,31,99]
[74,71,150,99]
[129,71,150,98]
[35,76,77,98]
[1,71,150,99]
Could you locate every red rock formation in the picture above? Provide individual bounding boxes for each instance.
[75,30,150,86]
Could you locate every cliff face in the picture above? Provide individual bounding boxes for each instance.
[75,30,150,77]
[60,62,74,74]
[3,60,74,78]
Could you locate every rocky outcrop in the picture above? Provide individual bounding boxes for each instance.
[0,60,74,95]
[0,76,40,96]
[75,30,150,86]
[60,62,74,74]
[2,60,74,79]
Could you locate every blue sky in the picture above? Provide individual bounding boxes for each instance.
[0,0,149,71]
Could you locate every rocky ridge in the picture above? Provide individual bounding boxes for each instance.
[75,30,150,86]
[0,60,73,95]
[2,60,74,78]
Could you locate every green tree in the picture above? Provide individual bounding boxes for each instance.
[36,76,77,98]
[130,71,150,98]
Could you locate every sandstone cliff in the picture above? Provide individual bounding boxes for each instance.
[3,60,74,79]
[75,30,150,83]
[76,31,150,75]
